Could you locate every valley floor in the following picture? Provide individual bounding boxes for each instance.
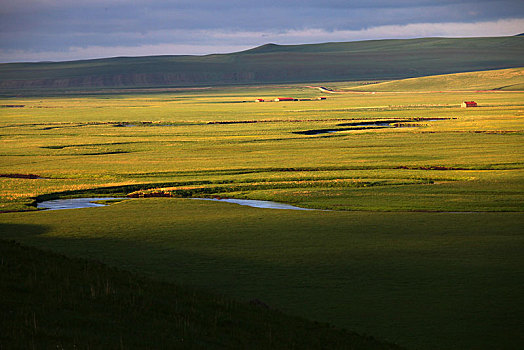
[1,70,523,348]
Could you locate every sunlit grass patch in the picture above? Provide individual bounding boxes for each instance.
[0,79,523,212]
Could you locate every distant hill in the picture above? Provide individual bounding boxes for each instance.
[0,36,523,90]
[346,67,524,92]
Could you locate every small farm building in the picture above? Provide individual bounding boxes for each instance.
[274,97,295,102]
[255,98,265,102]
[461,101,477,108]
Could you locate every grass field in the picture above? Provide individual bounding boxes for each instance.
[1,239,400,349]
[1,68,523,348]
[347,67,524,92]
[1,70,523,213]
[1,200,523,349]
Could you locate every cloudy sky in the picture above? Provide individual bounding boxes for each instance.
[1,0,523,62]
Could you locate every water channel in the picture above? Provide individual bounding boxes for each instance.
[294,118,450,135]
[36,197,314,211]
[191,198,314,210]
[37,197,120,210]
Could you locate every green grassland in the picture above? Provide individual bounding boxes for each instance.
[1,68,524,348]
[1,36,523,90]
[1,239,400,349]
[347,67,524,92]
[1,200,522,349]
[1,68,523,213]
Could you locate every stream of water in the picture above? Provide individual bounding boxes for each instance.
[36,197,314,211]
[37,197,120,210]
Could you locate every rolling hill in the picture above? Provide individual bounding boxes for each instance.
[346,67,524,92]
[0,36,523,90]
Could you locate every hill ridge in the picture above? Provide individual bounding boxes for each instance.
[346,67,524,92]
[1,36,523,90]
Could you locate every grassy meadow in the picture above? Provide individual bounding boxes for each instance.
[1,200,523,349]
[347,67,524,92]
[1,239,400,349]
[1,68,524,348]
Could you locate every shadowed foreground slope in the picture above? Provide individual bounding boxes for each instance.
[0,239,401,349]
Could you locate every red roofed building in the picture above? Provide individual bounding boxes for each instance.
[274,97,295,102]
[461,101,477,108]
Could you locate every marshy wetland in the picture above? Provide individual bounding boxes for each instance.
[1,68,523,349]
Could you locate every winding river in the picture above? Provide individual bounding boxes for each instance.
[191,198,314,210]
[36,197,314,211]
[37,197,120,210]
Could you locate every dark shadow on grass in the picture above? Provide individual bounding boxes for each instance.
[7,210,522,350]
[0,238,403,350]
[0,223,50,238]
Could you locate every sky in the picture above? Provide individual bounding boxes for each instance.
[1,0,523,63]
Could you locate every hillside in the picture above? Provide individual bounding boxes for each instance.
[0,36,523,90]
[345,67,524,92]
[0,239,401,349]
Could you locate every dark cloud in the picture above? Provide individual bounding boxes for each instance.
[1,0,523,61]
